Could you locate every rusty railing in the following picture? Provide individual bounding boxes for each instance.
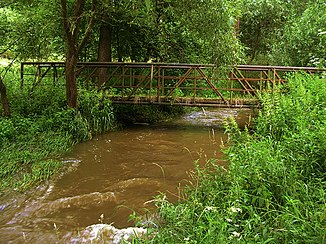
[20,62,325,108]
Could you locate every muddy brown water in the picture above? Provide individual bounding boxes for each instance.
[0,108,251,242]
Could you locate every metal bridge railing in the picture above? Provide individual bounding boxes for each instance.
[20,62,325,108]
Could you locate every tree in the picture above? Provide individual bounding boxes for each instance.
[60,0,97,108]
[174,0,244,65]
[239,0,289,64]
[0,77,10,117]
[93,0,243,66]
[0,2,18,117]
[270,2,326,67]
[96,0,113,85]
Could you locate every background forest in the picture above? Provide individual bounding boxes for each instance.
[1,0,325,67]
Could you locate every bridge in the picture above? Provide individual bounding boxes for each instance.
[20,62,325,108]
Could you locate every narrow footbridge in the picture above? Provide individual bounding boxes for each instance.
[21,62,325,108]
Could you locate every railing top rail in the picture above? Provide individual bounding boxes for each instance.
[21,62,326,72]
[21,61,216,69]
[235,64,326,72]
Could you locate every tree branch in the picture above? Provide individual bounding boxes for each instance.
[77,0,98,54]
[71,0,86,42]
[60,0,74,46]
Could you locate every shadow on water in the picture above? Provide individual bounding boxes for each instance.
[0,108,252,242]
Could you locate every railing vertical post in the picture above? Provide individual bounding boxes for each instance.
[37,64,41,82]
[129,67,132,90]
[162,68,165,96]
[259,71,263,92]
[194,67,197,101]
[122,66,125,98]
[53,64,58,86]
[273,68,276,91]
[150,64,153,100]
[20,62,24,88]
[230,68,233,104]
[157,65,161,102]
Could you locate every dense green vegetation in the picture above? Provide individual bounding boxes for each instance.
[0,70,115,191]
[137,74,325,243]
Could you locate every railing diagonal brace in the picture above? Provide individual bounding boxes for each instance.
[126,69,159,99]
[166,68,193,97]
[197,68,227,104]
[99,65,122,87]
[233,68,257,96]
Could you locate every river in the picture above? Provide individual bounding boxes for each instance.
[0,108,251,243]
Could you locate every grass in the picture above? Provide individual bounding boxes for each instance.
[0,68,116,192]
[134,73,326,243]
[0,111,77,191]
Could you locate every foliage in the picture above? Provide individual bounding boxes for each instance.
[114,104,185,125]
[78,89,115,134]
[238,0,325,67]
[0,1,62,60]
[270,2,326,67]
[239,0,289,64]
[0,70,117,191]
[1,0,325,67]
[175,0,244,65]
[1,0,245,65]
[138,74,326,243]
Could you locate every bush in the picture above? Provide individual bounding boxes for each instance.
[114,104,185,124]
[39,108,91,143]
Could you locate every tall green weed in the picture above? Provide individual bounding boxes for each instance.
[0,74,116,191]
[142,74,325,243]
[78,89,115,134]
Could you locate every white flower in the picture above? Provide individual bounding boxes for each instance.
[230,207,241,213]
[232,231,241,237]
[205,206,217,211]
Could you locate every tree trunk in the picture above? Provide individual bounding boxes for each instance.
[0,78,11,117]
[247,28,261,64]
[98,23,112,86]
[235,18,240,37]
[65,51,78,108]
[61,0,97,109]
[117,34,123,62]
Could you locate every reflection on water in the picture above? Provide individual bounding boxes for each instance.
[0,108,251,242]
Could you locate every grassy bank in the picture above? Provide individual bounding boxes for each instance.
[0,82,116,192]
[140,74,325,243]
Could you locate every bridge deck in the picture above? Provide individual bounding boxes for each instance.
[20,62,325,108]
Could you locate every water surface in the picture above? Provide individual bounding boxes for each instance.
[0,108,251,242]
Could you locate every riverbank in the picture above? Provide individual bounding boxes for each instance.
[0,75,185,193]
[138,74,326,243]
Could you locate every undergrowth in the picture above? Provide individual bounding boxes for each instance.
[138,74,326,243]
[0,77,116,192]
[0,69,183,192]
